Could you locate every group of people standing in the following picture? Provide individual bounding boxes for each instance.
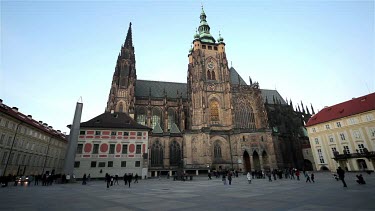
[105,173,138,188]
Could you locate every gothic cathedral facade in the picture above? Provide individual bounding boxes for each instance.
[105,8,305,176]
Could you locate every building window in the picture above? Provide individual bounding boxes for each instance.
[135,161,141,167]
[98,162,105,167]
[95,131,101,135]
[122,144,128,154]
[79,131,86,135]
[234,99,256,129]
[151,140,163,167]
[210,101,220,123]
[0,134,5,145]
[137,132,142,136]
[170,141,181,166]
[353,130,361,139]
[136,145,141,154]
[340,133,346,141]
[93,144,99,154]
[111,131,117,136]
[77,144,83,154]
[109,144,115,154]
[314,138,319,145]
[358,144,365,153]
[325,124,330,130]
[7,136,12,146]
[364,114,373,121]
[108,161,113,167]
[119,103,124,112]
[151,107,162,129]
[74,161,80,168]
[328,135,334,143]
[91,161,97,167]
[214,46,218,50]
[331,147,337,156]
[121,161,127,167]
[317,149,325,163]
[124,132,129,136]
[136,107,147,126]
[348,118,356,125]
[2,151,8,165]
[312,128,316,133]
[370,128,375,138]
[167,108,175,130]
[214,141,222,158]
[343,146,350,154]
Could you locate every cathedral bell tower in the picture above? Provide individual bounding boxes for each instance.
[106,23,136,116]
[187,7,233,131]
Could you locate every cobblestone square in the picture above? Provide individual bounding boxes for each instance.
[1,172,375,210]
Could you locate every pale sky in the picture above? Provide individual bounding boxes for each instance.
[1,0,374,134]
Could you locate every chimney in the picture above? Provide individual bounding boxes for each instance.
[49,126,53,129]
[39,121,43,124]
[57,130,61,133]
[43,123,48,127]
[12,107,18,112]
[27,115,32,119]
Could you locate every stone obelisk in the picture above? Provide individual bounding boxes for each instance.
[63,100,83,181]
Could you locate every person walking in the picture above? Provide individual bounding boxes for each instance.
[208,172,212,180]
[114,174,119,185]
[247,172,252,184]
[124,173,128,186]
[87,174,91,182]
[305,172,311,183]
[337,167,347,188]
[105,173,111,189]
[296,170,300,181]
[134,173,139,183]
[311,173,315,183]
[222,173,227,185]
[227,172,232,185]
[128,174,132,188]
[82,174,87,185]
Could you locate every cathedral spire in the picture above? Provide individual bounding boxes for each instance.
[197,5,215,43]
[124,22,133,48]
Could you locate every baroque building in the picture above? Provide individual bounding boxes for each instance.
[0,99,67,176]
[105,7,311,176]
[306,93,375,172]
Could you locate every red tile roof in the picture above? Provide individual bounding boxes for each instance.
[306,93,375,127]
[0,102,67,141]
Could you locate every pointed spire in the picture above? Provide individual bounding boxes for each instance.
[290,99,293,108]
[301,101,304,110]
[306,105,310,115]
[297,104,301,112]
[311,103,315,114]
[249,76,252,85]
[124,22,133,48]
[197,5,215,43]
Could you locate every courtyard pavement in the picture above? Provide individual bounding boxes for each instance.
[0,172,375,211]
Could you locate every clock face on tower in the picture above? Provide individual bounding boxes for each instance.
[207,62,214,70]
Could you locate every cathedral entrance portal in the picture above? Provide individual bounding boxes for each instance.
[253,151,261,170]
[243,151,251,173]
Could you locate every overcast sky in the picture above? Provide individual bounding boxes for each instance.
[1,0,374,134]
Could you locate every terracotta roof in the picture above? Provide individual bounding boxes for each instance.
[80,112,151,130]
[306,93,375,127]
[0,101,67,141]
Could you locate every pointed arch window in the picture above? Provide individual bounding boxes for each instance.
[170,140,181,166]
[151,140,163,167]
[234,99,256,129]
[167,108,175,130]
[136,107,146,126]
[119,103,124,113]
[210,100,220,123]
[211,71,216,80]
[151,107,162,129]
[207,70,211,80]
[214,142,222,158]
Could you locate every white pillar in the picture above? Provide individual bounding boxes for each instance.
[196,170,199,175]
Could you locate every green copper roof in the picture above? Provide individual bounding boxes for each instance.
[197,6,216,44]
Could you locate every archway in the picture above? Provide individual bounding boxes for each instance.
[303,159,313,171]
[243,151,251,173]
[253,151,261,171]
[262,151,269,170]
[357,159,367,170]
[320,166,329,171]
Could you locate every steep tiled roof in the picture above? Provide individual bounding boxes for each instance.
[261,89,287,105]
[0,101,67,140]
[135,80,187,99]
[306,93,375,127]
[229,67,247,85]
[80,112,151,130]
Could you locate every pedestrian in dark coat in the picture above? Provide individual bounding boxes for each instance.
[82,174,87,185]
[311,173,315,183]
[124,173,128,186]
[227,172,232,185]
[337,167,347,187]
[128,174,132,187]
[105,173,111,188]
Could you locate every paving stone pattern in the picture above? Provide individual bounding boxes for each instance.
[1,172,375,210]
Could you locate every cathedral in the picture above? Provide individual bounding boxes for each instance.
[105,7,312,176]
